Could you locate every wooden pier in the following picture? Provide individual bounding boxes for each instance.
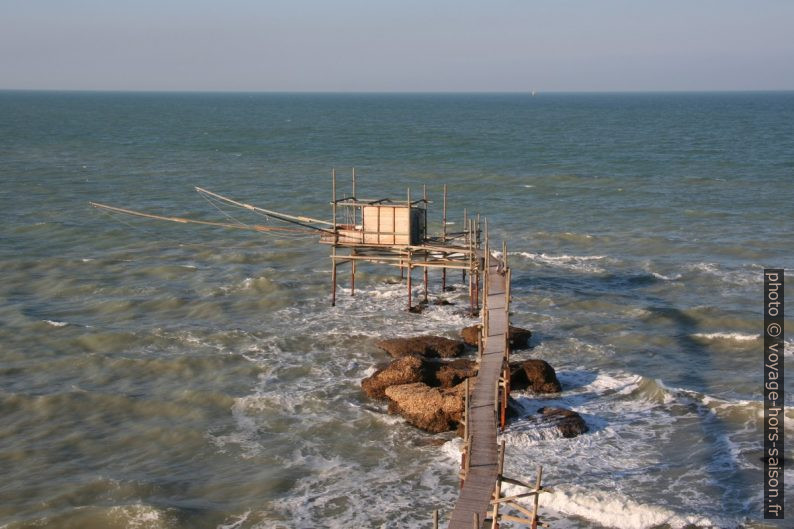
[448,255,507,528]
[444,251,546,529]
[89,169,546,528]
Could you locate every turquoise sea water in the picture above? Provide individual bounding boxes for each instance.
[1,91,792,528]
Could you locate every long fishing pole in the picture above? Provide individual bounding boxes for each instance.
[89,202,320,235]
[194,187,336,231]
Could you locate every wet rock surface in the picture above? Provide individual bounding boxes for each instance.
[509,359,561,394]
[361,355,429,399]
[375,336,465,359]
[385,382,466,433]
[538,407,588,438]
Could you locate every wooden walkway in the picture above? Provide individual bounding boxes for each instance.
[447,258,508,529]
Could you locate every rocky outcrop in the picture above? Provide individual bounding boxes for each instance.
[508,326,532,349]
[435,358,478,388]
[538,407,588,438]
[361,355,429,399]
[460,325,532,349]
[460,325,481,347]
[510,359,561,394]
[385,382,466,433]
[376,336,464,359]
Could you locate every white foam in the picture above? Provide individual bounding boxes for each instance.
[109,504,166,529]
[685,262,758,286]
[531,486,726,529]
[510,252,608,273]
[651,271,682,281]
[217,511,250,529]
[44,320,68,327]
[692,332,760,342]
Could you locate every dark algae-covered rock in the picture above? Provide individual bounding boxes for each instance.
[538,407,588,438]
[507,326,532,349]
[510,359,561,394]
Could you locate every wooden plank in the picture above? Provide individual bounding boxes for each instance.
[447,257,510,529]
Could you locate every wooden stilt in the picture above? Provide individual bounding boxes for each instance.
[331,258,337,306]
[424,257,428,303]
[407,262,412,311]
[331,168,337,306]
[531,466,543,529]
[462,207,467,283]
[442,184,447,291]
[351,249,356,296]
[433,510,439,529]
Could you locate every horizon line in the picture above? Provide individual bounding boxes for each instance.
[2,88,794,95]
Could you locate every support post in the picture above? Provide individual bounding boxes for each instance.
[442,184,447,291]
[491,439,506,529]
[531,466,543,529]
[424,254,429,304]
[351,248,356,296]
[407,187,412,245]
[332,168,337,240]
[331,258,337,306]
[407,261,412,311]
[423,183,428,243]
[462,207,467,283]
[331,168,337,306]
[433,510,439,529]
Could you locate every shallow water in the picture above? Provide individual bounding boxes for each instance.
[1,91,792,528]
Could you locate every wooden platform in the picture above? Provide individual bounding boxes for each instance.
[447,260,508,529]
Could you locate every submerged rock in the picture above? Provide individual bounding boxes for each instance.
[375,336,465,359]
[385,382,466,433]
[538,407,588,438]
[510,359,561,394]
[361,355,429,399]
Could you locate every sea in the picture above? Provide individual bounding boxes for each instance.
[1,91,792,529]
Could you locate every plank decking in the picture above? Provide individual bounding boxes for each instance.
[447,259,508,529]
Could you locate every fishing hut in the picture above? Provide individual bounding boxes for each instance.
[321,169,483,312]
[90,168,485,313]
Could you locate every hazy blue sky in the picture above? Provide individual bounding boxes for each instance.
[1,0,793,91]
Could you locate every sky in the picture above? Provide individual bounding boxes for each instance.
[1,0,793,92]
